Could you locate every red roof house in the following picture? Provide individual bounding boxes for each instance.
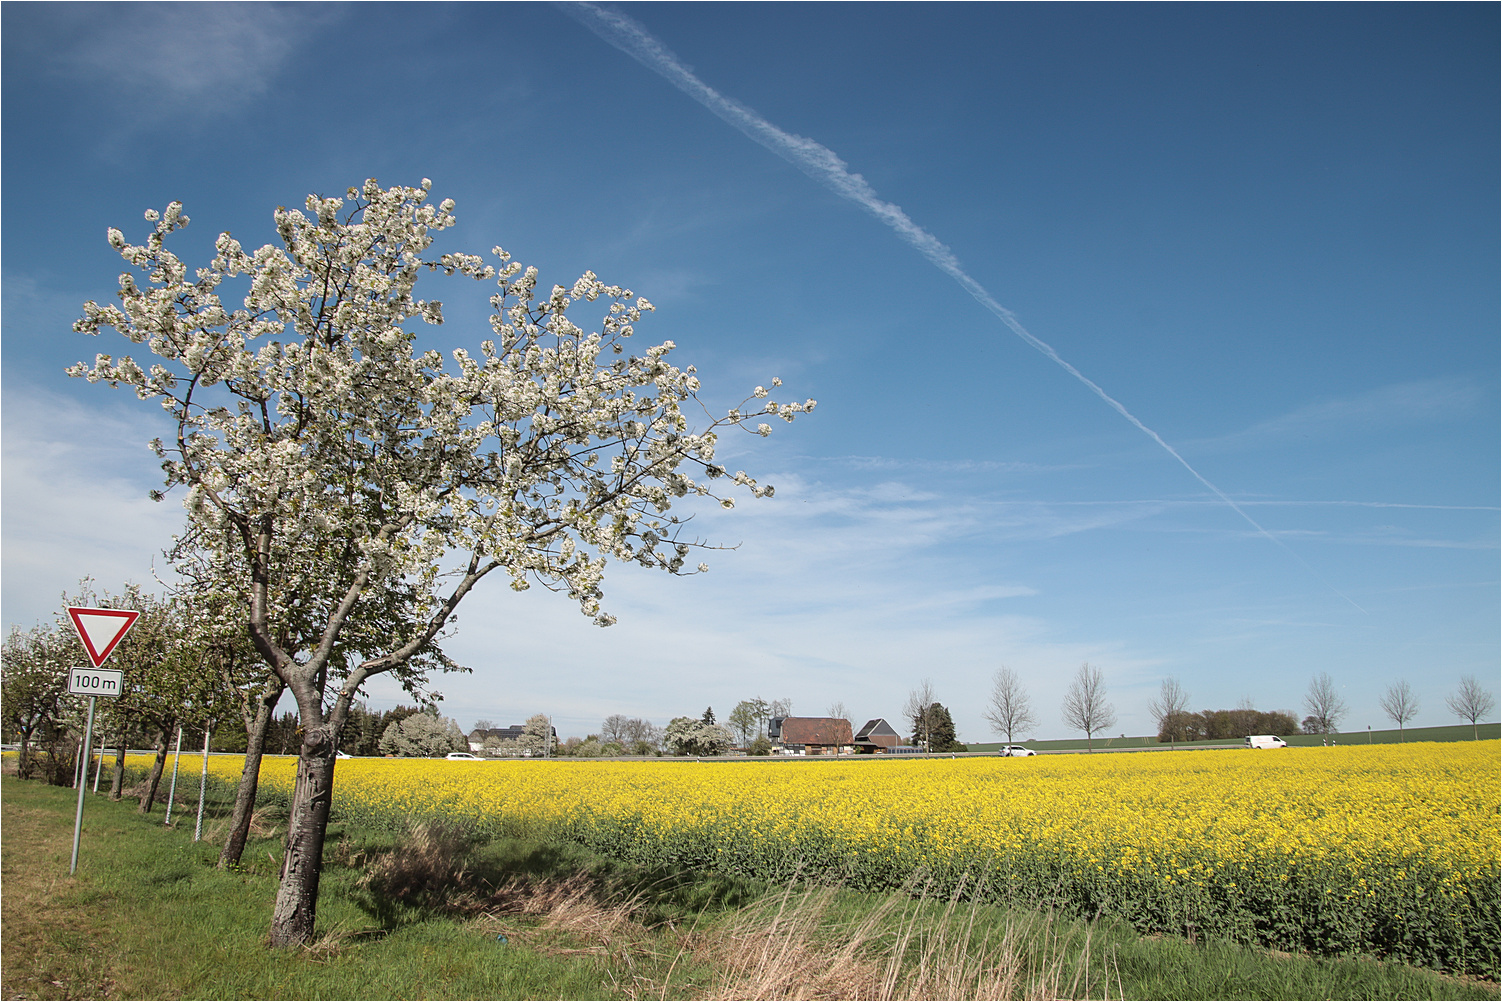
[769,716,854,755]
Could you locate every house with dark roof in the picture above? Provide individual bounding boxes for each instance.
[468,723,557,755]
[853,718,901,753]
[768,716,854,755]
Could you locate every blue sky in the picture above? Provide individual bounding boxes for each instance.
[3,3,1496,743]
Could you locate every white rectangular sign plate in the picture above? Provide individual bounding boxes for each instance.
[68,667,124,698]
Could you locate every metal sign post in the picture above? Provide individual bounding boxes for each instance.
[64,606,138,877]
[67,668,123,875]
[70,695,99,874]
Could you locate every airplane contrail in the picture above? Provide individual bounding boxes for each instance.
[561,2,1367,613]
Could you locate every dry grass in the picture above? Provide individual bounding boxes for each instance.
[674,876,1118,1001]
[248,804,289,838]
[473,873,652,955]
[353,825,1121,1000]
[355,823,651,946]
[197,803,286,844]
[351,820,484,916]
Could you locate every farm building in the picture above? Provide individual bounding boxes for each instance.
[853,718,901,753]
[769,716,854,755]
[468,723,556,753]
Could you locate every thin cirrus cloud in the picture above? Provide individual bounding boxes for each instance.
[831,455,1081,476]
[1236,499,1498,512]
[1187,377,1485,453]
[54,3,332,119]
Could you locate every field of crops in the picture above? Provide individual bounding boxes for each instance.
[172,741,1502,975]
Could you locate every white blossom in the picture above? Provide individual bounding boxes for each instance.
[72,178,815,677]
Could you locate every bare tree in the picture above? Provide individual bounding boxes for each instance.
[902,679,938,751]
[769,697,794,720]
[983,667,1037,746]
[1147,676,1191,748]
[1378,680,1419,741]
[620,717,662,754]
[827,701,853,726]
[1303,673,1347,735]
[600,714,632,746]
[1060,663,1116,752]
[1446,675,1496,740]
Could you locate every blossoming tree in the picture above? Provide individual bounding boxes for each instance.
[72,178,813,947]
[167,520,459,870]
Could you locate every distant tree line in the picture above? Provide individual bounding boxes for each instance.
[211,703,464,758]
[1158,708,1299,743]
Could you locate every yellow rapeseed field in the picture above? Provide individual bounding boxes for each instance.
[119,739,1502,973]
[306,742,1496,887]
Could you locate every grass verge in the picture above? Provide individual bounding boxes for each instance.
[3,774,1496,1000]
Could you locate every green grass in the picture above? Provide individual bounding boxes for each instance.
[0,776,707,1000]
[3,774,1496,1000]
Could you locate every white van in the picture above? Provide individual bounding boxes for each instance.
[1245,735,1287,749]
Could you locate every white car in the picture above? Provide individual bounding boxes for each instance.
[998,745,1036,757]
[445,751,482,760]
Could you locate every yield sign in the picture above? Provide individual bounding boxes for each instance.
[66,607,140,668]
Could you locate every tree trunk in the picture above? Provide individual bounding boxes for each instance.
[219,678,284,869]
[138,724,173,813]
[269,735,337,947]
[109,728,128,800]
[17,726,34,779]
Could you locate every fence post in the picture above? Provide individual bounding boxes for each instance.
[193,728,211,842]
[164,725,184,826]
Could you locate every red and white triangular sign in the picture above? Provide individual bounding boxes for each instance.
[67,607,140,668]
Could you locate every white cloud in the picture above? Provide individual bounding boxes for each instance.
[2,387,184,627]
[8,383,1479,744]
[416,472,1156,742]
[56,3,339,123]
[0,389,1163,745]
